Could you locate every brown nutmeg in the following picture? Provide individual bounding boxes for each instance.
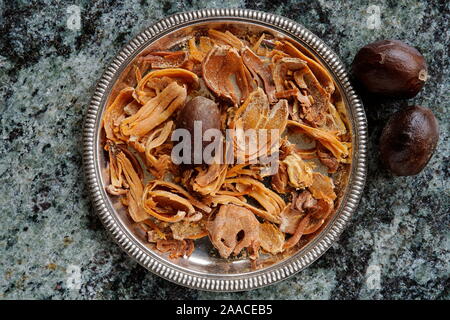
[379,106,439,176]
[176,96,221,164]
[352,40,428,98]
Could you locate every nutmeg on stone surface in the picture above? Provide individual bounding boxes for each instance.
[379,105,439,176]
[352,40,428,98]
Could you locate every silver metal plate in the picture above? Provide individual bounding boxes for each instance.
[82,8,368,292]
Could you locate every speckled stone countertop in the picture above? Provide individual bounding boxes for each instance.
[0,0,448,300]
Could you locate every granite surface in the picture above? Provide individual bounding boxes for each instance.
[0,0,448,300]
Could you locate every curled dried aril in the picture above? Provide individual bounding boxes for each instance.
[202,45,253,105]
[207,204,259,258]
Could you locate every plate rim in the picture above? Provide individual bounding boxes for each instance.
[82,8,368,292]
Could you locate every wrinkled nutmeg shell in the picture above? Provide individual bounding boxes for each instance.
[176,96,221,164]
[352,40,428,98]
[379,106,439,176]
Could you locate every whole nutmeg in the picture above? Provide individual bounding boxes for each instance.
[379,106,439,176]
[352,40,428,98]
[176,96,221,164]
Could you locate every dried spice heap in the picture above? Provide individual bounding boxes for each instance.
[101,29,352,265]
